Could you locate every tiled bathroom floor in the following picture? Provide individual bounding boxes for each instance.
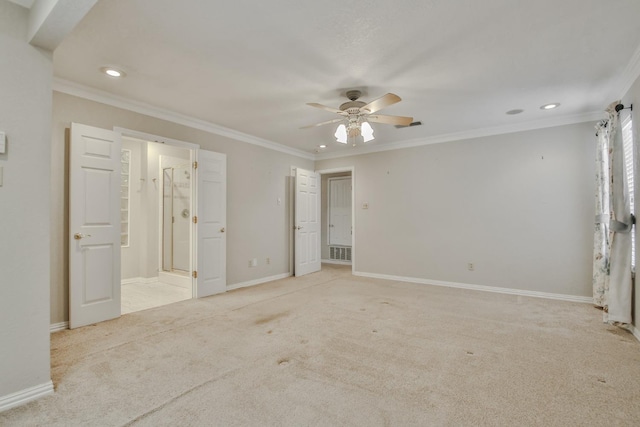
[121,280,192,314]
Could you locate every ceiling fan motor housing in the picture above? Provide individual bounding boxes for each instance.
[339,101,367,113]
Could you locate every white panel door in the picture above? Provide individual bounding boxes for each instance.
[328,177,352,246]
[69,123,121,329]
[295,168,321,276]
[196,150,227,297]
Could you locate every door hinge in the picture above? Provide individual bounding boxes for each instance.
[193,161,198,169]
[193,216,198,224]
[192,271,198,279]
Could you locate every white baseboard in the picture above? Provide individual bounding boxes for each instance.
[353,271,593,304]
[227,273,291,291]
[321,259,352,266]
[121,276,158,285]
[50,321,69,333]
[0,381,53,413]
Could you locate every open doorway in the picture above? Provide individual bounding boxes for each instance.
[120,136,194,314]
[69,123,227,328]
[291,166,355,277]
[320,171,353,266]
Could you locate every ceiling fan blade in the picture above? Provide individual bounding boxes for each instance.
[360,93,401,113]
[300,117,345,129]
[367,114,414,126]
[306,103,347,115]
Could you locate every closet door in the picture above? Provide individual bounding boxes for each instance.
[328,177,352,246]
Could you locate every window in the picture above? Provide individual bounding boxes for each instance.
[621,114,635,270]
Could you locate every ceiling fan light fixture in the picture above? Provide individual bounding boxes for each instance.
[361,122,375,142]
[334,124,348,144]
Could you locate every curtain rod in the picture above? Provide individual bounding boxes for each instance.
[615,103,633,112]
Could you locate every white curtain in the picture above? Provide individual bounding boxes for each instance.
[592,101,633,324]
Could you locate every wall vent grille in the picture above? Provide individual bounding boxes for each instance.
[394,121,422,129]
[330,246,352,261]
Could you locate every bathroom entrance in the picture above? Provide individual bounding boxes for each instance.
[120,137,194,314]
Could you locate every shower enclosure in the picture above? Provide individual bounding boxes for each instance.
[162,164,191,274]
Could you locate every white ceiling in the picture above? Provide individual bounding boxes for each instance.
[53,0,640,157]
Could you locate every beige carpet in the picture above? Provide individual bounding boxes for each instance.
[2,265,640,426]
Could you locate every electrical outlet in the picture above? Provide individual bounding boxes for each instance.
[249,258,258,268]
[266,257,271,265]
[467,263,474,271]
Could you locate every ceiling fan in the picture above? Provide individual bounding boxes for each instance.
[301,90,413,144]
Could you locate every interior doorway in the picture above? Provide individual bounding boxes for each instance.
[321,172,353,266]
[120,136,194,314]
[69,124,227,328]
[291,166,355,277]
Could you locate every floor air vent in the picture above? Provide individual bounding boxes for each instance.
[330,246,352,261]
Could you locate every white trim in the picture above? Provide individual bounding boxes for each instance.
[121,276,158,285]
[0,381,54,413]
[53,78,609,163]
[631,325,640,343]
[53,78,314,161]
[315,111,604,160]
[227,273,291,291]
[50,321,68,333]
[7,0,35,9]
[353,271,593,304]
[321,259,352,266]
[614,42,640,99]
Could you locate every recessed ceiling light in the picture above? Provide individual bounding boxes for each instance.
[540,103,560,110]
[101,67,125,78]
[506,109,524,115]
[319,145,327,149]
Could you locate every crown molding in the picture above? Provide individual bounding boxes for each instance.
[53,78,606,163]
[613,42,640,100]
[52,78,315,161]
[315,110,604,161]
[7,0,34,9]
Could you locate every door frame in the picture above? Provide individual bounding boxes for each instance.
[291,166,355,274]
[114,127,199,299]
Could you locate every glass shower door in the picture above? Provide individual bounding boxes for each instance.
[162,165,191,273]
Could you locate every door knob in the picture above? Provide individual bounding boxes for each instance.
[220,227,225,233]
[74,233,91,240]
[296,226,303,230]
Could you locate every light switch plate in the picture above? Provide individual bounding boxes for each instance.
[0,131,5,154]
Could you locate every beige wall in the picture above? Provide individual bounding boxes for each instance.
[0,1,52,398]
[316,122,596,297]
[622,74,640,329]
[51,91,313,324]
